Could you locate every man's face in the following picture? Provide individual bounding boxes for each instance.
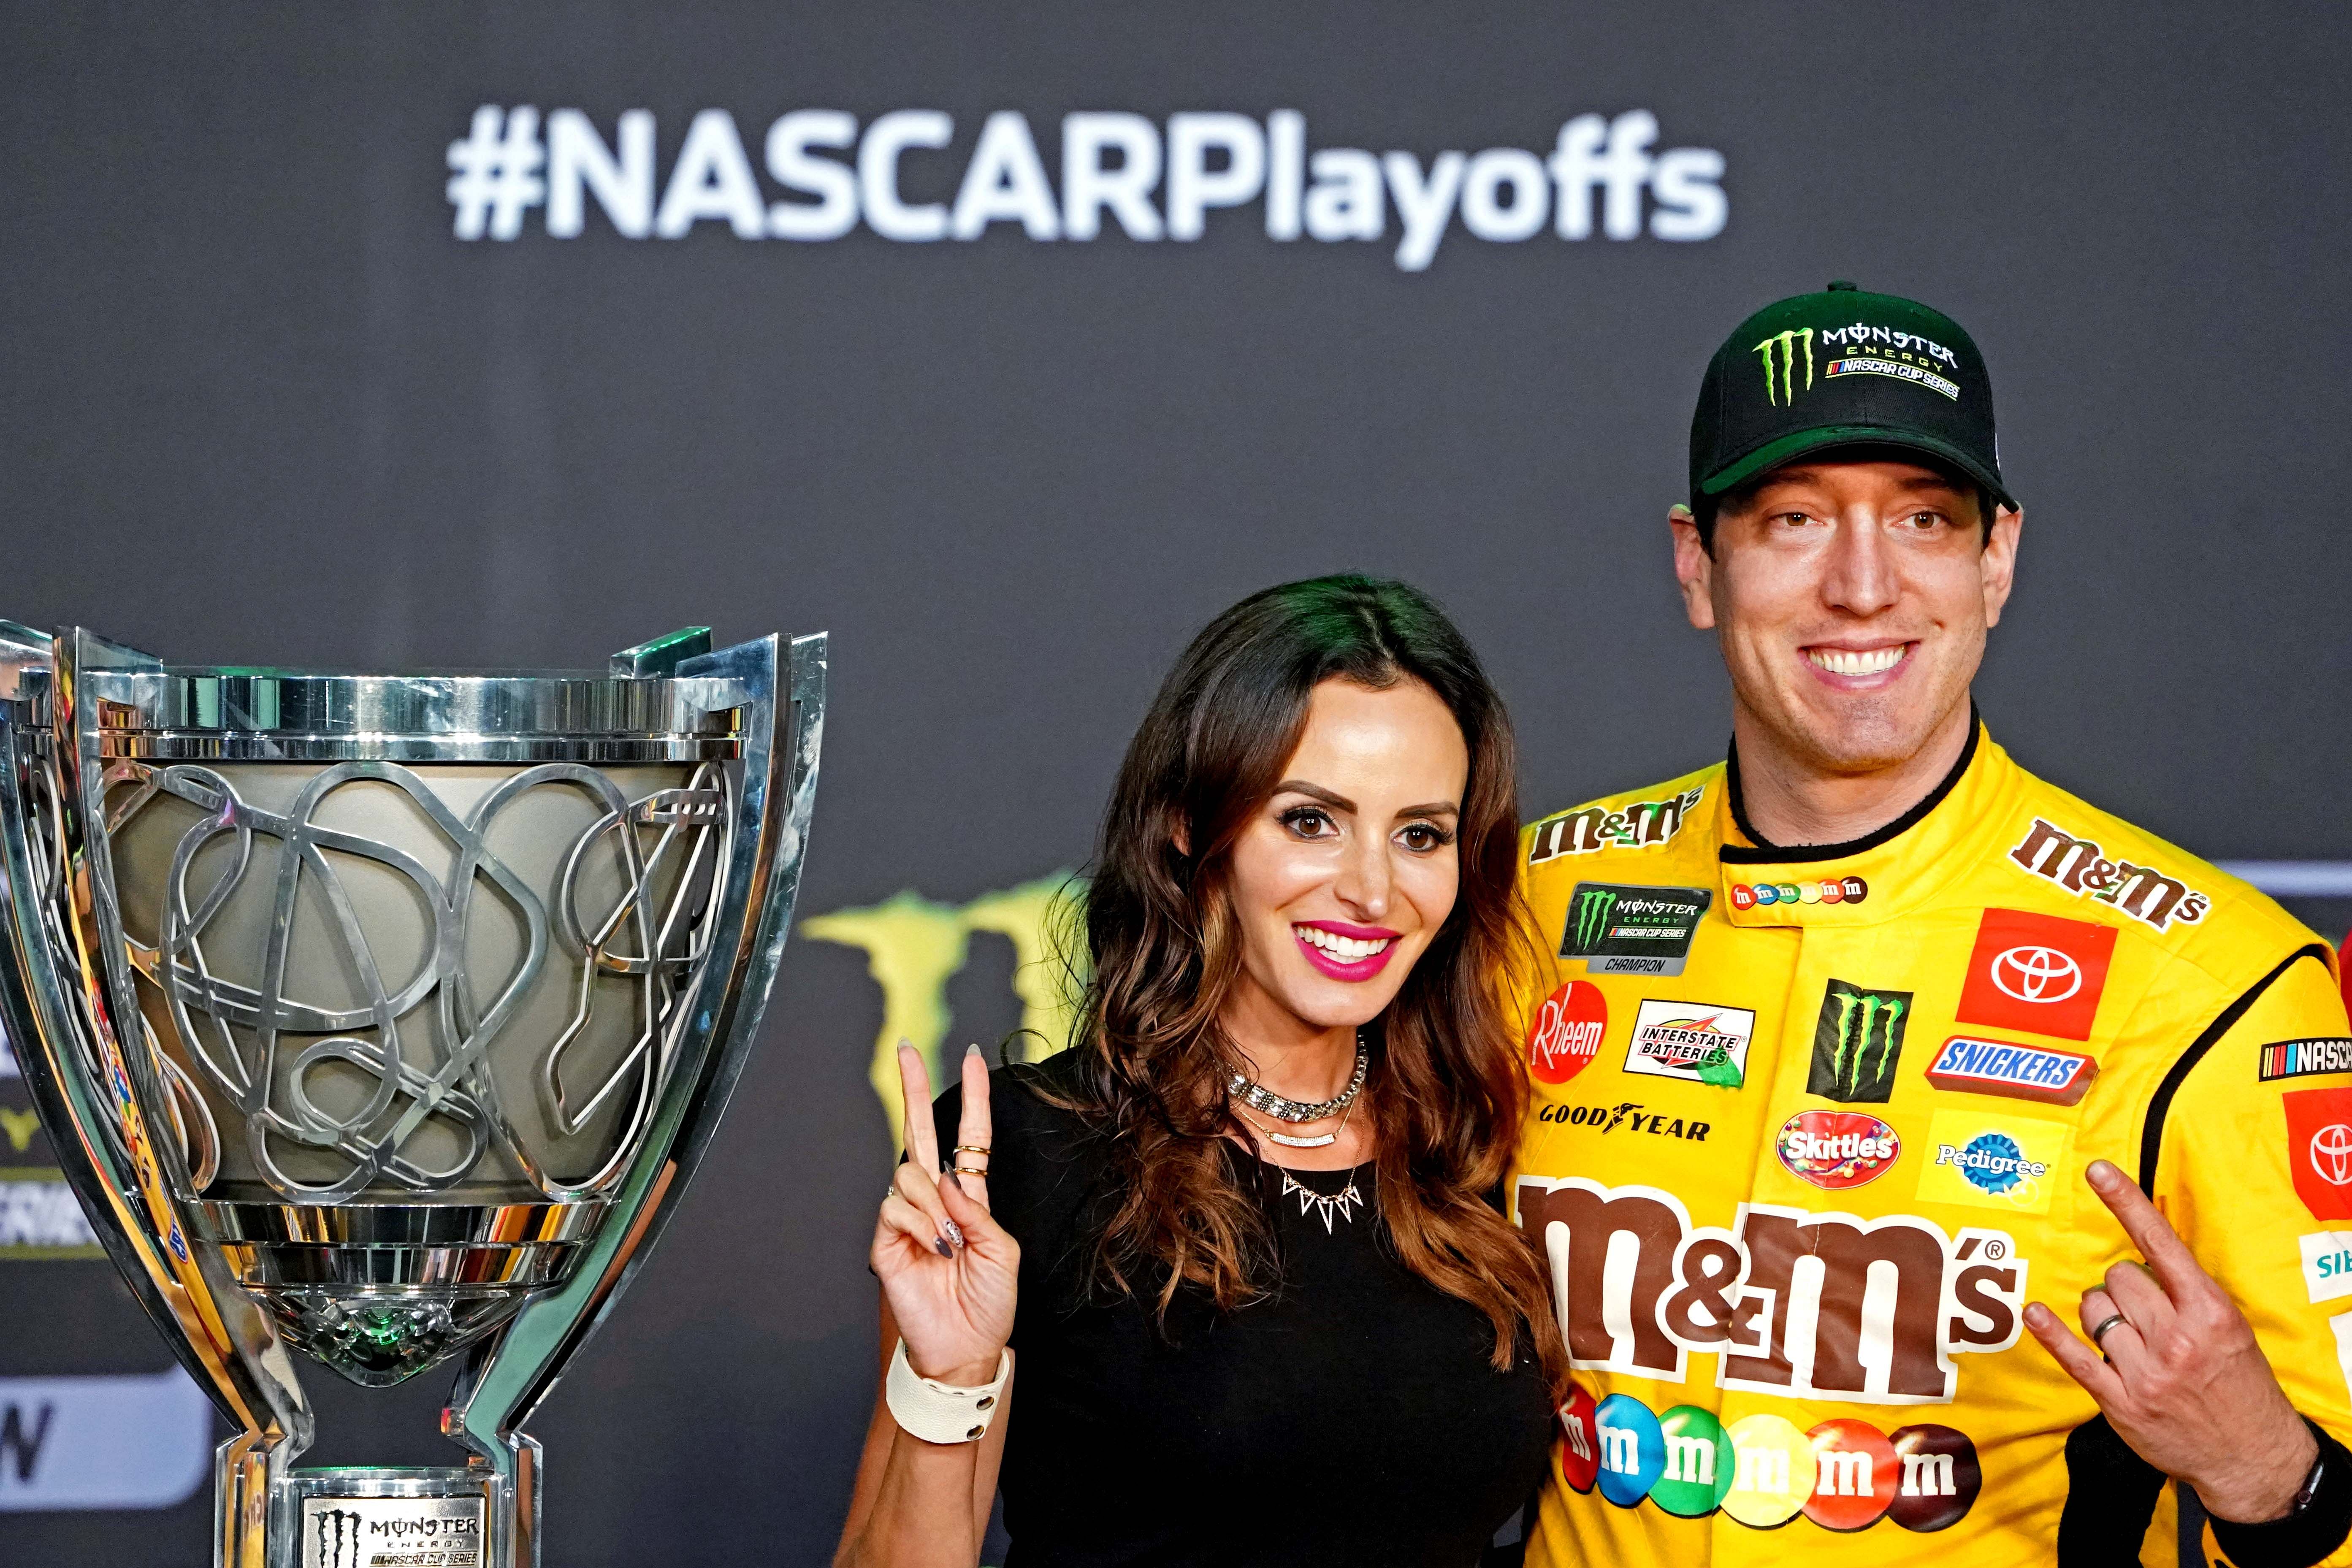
[1670,458,2022,776]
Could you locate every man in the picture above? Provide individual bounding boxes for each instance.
[1511,281,2352,1566]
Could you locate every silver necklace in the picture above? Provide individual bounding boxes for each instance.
[1228,1033,1368,1124]
[1235,1092,1356,1151]
[1281,1169,1365,1232]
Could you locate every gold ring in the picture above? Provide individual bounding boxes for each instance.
[953,1163,989,1178]
[954,1144,992,1157]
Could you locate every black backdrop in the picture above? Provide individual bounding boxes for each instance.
[4,3,2350,1562]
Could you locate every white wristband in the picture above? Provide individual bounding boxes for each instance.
[885,1339,1011,1445]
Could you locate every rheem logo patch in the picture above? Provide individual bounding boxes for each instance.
[1955,908,2115,1041]
[1527,980,1608,1085]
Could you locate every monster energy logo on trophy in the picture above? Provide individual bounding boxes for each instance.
[1754,326,1814,404]
[1809,980,1913,1103]
[315,1509,361,1568]
[1558,882,1712,977]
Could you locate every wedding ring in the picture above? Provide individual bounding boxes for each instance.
[2089,1312,2130,1349]
[953,1164,989,1178]
[954,1143,991,1160]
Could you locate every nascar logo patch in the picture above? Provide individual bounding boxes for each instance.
[1924,1035,2098,1107]
[2260,1038,2352,1084]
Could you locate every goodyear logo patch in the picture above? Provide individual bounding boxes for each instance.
[1913,1110,2073,1216]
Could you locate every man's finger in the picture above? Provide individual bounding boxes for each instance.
[898,1041,942,1176]
[2084,1159,2205,1297]
[955,1043,994,1211]
[2100,1258,2177,1344]
[2026,1301,2130,1407]
[2076,1286,2149,1375]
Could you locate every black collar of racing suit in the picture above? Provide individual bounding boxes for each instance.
[1720,700,1983,865]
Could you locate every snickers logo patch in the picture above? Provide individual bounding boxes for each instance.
[1924,1035,2098,1107]
[2260,1038,2352,1084]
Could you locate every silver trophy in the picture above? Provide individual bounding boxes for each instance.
[0,623,824,1568]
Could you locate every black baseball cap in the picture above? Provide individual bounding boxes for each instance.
[1689,281,2015,512]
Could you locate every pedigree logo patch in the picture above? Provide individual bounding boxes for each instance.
[1913,1110,2073,1216]
[1954,908,2115,1042]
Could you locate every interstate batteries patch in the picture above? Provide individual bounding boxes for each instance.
[1559,883,1712,977]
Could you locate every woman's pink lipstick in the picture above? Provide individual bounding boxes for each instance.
[1293,919,1401,982]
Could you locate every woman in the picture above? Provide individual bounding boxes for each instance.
[835,575,1565,1567]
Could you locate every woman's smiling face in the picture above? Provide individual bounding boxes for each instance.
[1219,676,1469,1048]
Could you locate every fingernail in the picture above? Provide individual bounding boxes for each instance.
[2023,1303,2049,1328]
[934,1237,954,1258]
[947,1170,965,1194]
[2086,1159,2121,1189]
[967,1043,981,1059]
[943,1217,966,1248]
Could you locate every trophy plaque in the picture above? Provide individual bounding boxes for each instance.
[0,623,824,1568]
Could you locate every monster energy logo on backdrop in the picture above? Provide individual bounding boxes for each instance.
[1754,327,1815,405]
[1807,979,1912,1103]
[1558,882,1712,977]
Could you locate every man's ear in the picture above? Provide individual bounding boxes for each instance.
[1981,505,2023,627]
[1669,505,1718,631]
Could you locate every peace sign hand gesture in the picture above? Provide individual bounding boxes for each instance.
[873,1043,1019,1387]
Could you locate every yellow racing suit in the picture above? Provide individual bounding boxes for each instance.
[1510,718,2352,1566]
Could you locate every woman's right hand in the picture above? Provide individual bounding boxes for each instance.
[873,1042,1019,1385]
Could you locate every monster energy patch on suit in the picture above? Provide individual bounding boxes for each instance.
[1809,980,1912,1104]
[1560,883,1712,976]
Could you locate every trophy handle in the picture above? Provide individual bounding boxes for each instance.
[0,624,312,1568]
[439,631,827,1564]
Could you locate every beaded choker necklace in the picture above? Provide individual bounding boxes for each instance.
[1227,1033,1368,1124]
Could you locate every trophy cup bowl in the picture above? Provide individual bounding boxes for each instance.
[0,623,824,1568]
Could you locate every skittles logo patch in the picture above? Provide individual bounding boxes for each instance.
[1561,1392,1979,1533]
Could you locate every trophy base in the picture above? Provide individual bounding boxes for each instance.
[276,1468,509,1568]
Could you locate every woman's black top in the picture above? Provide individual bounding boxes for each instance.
[928,1051,1552,1568]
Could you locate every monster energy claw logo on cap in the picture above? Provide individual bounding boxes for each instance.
[1808,979,1912,1104]
[1754,328,1813,405]
[1560,882,1712,977]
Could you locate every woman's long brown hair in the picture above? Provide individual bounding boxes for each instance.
[1050,573,1568,1395]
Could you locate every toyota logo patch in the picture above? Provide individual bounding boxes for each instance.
[1990,944,2083,1004]
[2313,1124,2352,1188]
